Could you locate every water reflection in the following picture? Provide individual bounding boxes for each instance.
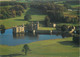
[25,32,39,40]
[13,33,25,39]
[0,29,5,34]
[13,32,39,40]
[13,32,72,39]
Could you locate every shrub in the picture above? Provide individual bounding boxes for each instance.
[73,34,80,44]
[24,14,31,21]
[61,25,68,31]
[45,16,50,27]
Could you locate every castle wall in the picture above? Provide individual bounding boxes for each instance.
[13,22,39,33]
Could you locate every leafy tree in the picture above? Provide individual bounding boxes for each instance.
[0,25,5,30]
[20,3,28,9]
[16,11,22,16]
[61,25,68,31]
[24,14,31,21]
[10,5,24,13]
[73,34,80,44]
[64,16,71,23]
[11,10,16,17]
[64,3,71,9]
[45,16,50,27]
[0,25,5,34]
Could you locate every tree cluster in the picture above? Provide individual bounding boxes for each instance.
[64,0,79,5]
[30,2,79,24]
[64,16,79,23]
[24,14,32,21]
[0,25,5,34]
[73,29,80,45]
[56,25,75,32]
[31,2,65,23]
[0,25,5,30]
[0,2,28,19]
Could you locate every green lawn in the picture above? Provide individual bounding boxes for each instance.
[26,8,46,21]
[0,37,79,57]
[71,5,80,8]
[38,27,56,30]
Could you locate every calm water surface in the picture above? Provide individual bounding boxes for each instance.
[0,29,71,46]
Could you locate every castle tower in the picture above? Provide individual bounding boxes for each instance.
[13,24,25,33]
[36,21,39,30]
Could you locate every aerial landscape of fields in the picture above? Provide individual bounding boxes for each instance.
[0,0,80,57]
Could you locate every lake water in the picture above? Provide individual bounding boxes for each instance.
[0,29,71,46]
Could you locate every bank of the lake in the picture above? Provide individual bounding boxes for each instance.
[0,37,79,57]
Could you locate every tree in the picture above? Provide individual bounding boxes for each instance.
[16,11,22,16]
[73,34,80,44]
[45,16,50,27]
[61,25,68,31]
[64,16,71,23]
[11,10,16,17]
[20,3,28,9]
[22,44,31,55]
[24,14,31,21]
[0,25,5,30]
[64,3,71,9]
[10,5,24,13]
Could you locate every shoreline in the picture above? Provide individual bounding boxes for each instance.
[0,37,72,46]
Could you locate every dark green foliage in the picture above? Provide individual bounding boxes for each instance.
[0,25,5,30]
[64,16,71,23]
[0,2,28,20]
[20,3,28,9]
[64,0,79,5]
[23,44,31,55]
[73,26,80,44]
[0,1,28,6]
[10,5,24,13]
[0,1,17,6]
[64,3,71,9]
[73,34,80,44]
[71,17,79,24]
[16,11,22,16]
[74,29,80,35]
[31,2,64,23]
[11,10,16,17]
[61,25,68,31]
[24,14,31,21]
[64,16,79,23]
[56,25,62,31]
[45,16,50,27]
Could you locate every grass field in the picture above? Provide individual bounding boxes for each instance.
[26,8,46,21]
[71,5,80,8]
[0,8,46,29]
[38,27,56,30]
[0,37,79,57]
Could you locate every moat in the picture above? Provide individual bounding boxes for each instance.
[0,29,72,46]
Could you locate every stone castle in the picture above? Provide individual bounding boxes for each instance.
[13,24,25,33]
[13,22,39,33]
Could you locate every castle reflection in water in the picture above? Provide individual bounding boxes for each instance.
[13,31,72,40]
[13,32,39,40]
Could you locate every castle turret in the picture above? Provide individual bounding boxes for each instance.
[13,24,25,33]
[36,21,39,30]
